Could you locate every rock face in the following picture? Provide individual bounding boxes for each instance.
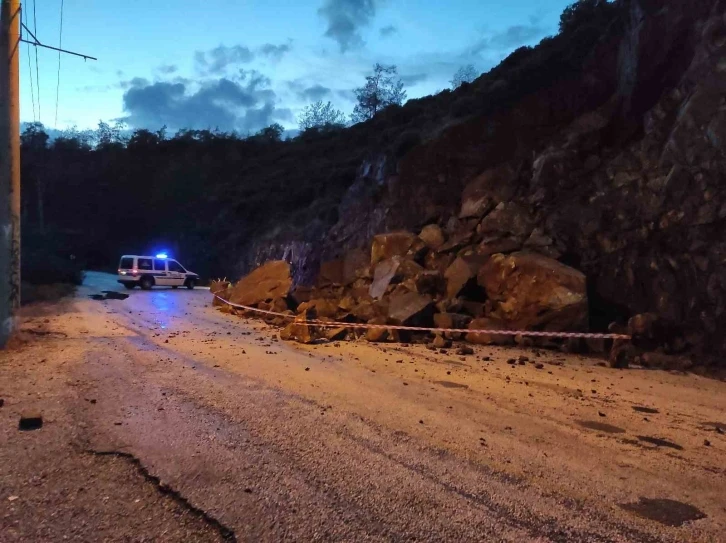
[371,232,417,265]
[228,260,292,306]
[459,165,517,219]
[224,0,726,363]
[479,252,588,331]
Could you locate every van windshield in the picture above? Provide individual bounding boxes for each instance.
[119,257,133,269]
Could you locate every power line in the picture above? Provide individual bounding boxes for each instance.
[54,0,64,127]
[23,4,36,122]
[32,0,40,122]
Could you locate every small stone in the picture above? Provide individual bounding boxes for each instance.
[419,420,424,424]
[535,363,544,369]
[598,411,606,417]
[518,356,529,363]
[18,414,43,431]
[305,367,310,371]
[433,335,452,349]
[507,359,516,365]
[704,439,711,447]
[8,496,18,501]
[456,346,474,356]
[446,371,451,375]
[0,398,4,408]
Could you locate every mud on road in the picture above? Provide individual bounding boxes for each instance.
[1,272,725,542]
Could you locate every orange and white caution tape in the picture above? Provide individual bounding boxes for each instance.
[212,294,631,340]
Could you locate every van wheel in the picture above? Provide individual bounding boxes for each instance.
[186,279,196,290]
[140,276,154,290]
[123,283,136,290]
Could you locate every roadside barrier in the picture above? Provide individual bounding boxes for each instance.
[212,294,632,341]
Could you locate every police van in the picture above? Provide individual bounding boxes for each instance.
[117,254,200,290]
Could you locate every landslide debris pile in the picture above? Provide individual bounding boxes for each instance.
[211,229,688,369]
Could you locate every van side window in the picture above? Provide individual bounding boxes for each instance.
[138,258,153,270]
[153,259,166,271]
[119,257,133,269]
[168,260,185,273]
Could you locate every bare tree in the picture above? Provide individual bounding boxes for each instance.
[351,63,406,123]
[298,101,346,132]
[450,65,478,89]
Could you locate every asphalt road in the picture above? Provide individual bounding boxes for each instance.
[1,272,725,542]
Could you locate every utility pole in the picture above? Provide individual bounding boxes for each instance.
[0,0,20,347]
[0,1,95,347]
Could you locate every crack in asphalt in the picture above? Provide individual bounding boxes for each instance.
[86,449,237,542]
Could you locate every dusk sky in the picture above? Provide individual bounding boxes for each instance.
[20,0,574,135]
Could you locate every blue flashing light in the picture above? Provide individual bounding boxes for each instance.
[156,253,168,259]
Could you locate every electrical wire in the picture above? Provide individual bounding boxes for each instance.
[54,0,64,127]
[32,0,40,123]
[23,4,37,123]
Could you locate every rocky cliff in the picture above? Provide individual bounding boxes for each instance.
[238,0,726,361]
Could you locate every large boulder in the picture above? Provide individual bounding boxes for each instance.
[369,257,402,299]
[444,255,488,299]
[478,252,587,331]
[317,259,345,287]
[289,284,314,306]
[297,298,339,319]
[419,224,445,250]
[365,316,400,342]
[350,299,383,322]
[228,261,292,306]
[459,164,518,219]
[371,232,417,265]
[387,291,434,325]
[415,270,445,296]
[434,312,472,340]
[434,312,472,330]
[342,248,369,285]
[478,202,533,240]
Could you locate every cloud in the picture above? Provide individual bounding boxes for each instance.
[121,71,284,134]
[318,0,376,52]
[194,45,255,75]
[156,64,178,75]
[299,84,332,102]
[400,73,427,86]
[259,42,292,60]
[120,77,150,90]
[78,76,150,93]
[379,24,397,38]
